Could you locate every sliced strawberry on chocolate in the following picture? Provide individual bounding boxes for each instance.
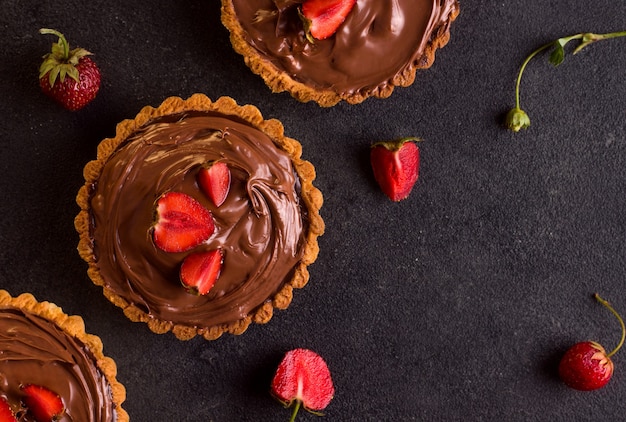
[21,384,64,422]
[152,192,215,253]
[301,0,356,41]
[180,249,224,295]
[370,137,421,202]
[198,161,231,207]
[271,348,334,421]
[0,397,17,422]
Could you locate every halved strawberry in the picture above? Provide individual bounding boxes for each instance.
[271,349,334,421]
[21,384,64,422]
[301,0,356,41]
[370,137,421,202]
[197,161,231,207]
[180,249,223,295]
[152,192,215,253]
[0,397,17,422]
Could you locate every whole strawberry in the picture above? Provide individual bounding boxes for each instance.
[271,348,334,421]
[370,137,421,202]
[558,293,625,391]
[39,28,101,111]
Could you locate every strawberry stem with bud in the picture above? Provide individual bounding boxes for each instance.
[39,28,70,59]
[505,30,626,132]
[594,293,625,358]
[39,28,93,86]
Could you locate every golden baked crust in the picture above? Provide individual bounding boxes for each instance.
[220,1,460,106]
[0,289,129,422]
[75,94,324,340]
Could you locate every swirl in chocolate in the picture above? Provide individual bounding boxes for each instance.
[229,0,459,95]
[89,112,306,328]
[0,308,114,421]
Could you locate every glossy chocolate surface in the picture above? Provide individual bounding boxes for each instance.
[88,112,306,328]
[0,307,115,422]
[229,0,458,95]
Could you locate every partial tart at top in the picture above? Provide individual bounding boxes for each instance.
[221,0,460,106]
[75,94,324,340]
[0,290,128,422]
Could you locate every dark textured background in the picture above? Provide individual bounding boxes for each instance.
[1,1,626,420]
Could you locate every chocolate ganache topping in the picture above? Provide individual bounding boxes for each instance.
[0,307,115,421]
[88,111,308,330]
[223,0,460,102]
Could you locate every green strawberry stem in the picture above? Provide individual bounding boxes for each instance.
[594,293,625,358]
[506,30,626,132]
[39,28,70,60]
[288,400,301,422]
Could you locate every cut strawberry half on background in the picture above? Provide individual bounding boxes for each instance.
[0,397,17,422]
[198,161,231,207]
[152,192,215,253]
[271,348,335,421]
[370,137,421,202]
[301,0,356,41]
[21,384,65,422]
[180,249,223,295]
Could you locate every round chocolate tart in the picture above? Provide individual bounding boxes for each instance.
[220,0,460,106]
[75,94,324,340]
[0,290,128,422]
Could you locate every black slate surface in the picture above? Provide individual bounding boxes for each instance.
[1,1,626,421]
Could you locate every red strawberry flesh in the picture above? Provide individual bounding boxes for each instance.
[0,397,17,422]
[152,192,215,253]
[370,137,420,201]
[558,341,614,391]
[180,249,223,295]
[271,348,334,416]
[21,384,65,422]
[198,161,231,207]
[301,0,356,40]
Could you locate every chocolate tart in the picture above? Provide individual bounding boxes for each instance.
[220,0,460,106]
[0,290,128,422]
[75,94,324,340]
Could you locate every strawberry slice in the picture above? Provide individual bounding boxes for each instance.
[180,249,223,295]
[152,192,215,253]
[301,0,356,41]
[21,384,64,422]
[0,397,17,422]
[370,137,421,202]
[197,161,231,207]
[271,349,334,421]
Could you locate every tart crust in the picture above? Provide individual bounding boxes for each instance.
[220,1,460,106]
[75,94,324,340]
[0,289,129,421]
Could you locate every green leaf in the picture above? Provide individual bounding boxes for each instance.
[548,38,568,66]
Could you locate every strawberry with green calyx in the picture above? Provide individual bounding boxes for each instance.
[0,397,17,422]
[152,192,215,253]
[300,0,356,42]
[559,293,625,391]
[180,249,223,295]
[370,137,421,202]
[21,384,65,422]
[505,30,626,132]
[39,28,101,111]
[271,348,334,422]
[198,161,231,207]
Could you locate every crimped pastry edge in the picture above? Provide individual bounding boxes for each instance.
[75,94,324,341]
[0,289,129,421]
[220,1,461,107]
